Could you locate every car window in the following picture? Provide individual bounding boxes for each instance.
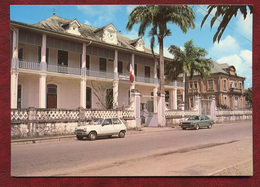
[103,119,112,125]
[205,116,209,120]
[201,116,205,120]
[188,116,199,120]
[112,118,122,125]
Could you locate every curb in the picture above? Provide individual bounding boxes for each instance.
[11,127,176,144]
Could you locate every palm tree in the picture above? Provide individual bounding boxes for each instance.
[126,5,195,96]
[201,5,252,43]
[166,40,213,109]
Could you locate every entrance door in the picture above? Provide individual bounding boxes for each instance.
[47,84,57,108]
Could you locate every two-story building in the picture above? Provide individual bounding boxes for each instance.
[10,13,183,118]
[177,61,246,109]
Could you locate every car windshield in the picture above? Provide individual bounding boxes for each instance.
[89,118,104,125]
[188,116,199,120]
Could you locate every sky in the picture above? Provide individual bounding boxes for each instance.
[10,5,253,89]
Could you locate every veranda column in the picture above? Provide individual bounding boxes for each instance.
[113,80,119,109]
[39,33,47,108]
[80,43,87,108]
[132,90,141,129]
[210,95,216,122]
[40,34,47,71]
[11,28,19,108]
[169,89,174,110]
[113,50,119,109]
[39,74,46,108]
[11,70,18,108]
[80,78,86,108]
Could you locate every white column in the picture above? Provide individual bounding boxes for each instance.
[158,94,166,127]
[81,43,86,76]
[169,89,174,110]
[133,90,141,128]
[11,28,19,68]
[39,74,47,108]
[11,70,18,109]
[153,86,158,113]
[114,50,118,80]
[173,88,177,110]
[113,80,119,109]
[41,34,47,71]
[210,95,216,122]
[80,78,86,108]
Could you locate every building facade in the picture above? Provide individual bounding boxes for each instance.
[10,14,183,124]
[177,61,246,109]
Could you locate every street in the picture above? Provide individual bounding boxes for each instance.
[11,120,252,176]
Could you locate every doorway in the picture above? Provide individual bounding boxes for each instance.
[47,84,57,108]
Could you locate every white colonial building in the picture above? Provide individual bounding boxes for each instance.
[11,13,184,127]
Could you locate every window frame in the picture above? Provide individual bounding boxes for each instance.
[99,57,107,72]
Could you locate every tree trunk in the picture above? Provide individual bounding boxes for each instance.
[158,37,164,95]
[185,73,189,110]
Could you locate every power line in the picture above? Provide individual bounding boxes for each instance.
[198,5,252,43]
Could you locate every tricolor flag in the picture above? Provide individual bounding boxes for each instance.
[126,61,134,83]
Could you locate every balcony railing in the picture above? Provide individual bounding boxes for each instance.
[19,61,41,70]
[229,87,242,93]
[17,60,183,86]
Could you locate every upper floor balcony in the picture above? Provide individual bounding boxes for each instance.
[14,60,183,87]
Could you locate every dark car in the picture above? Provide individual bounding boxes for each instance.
[180,115,214,130]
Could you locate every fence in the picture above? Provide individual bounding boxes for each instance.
[11,108,135,138]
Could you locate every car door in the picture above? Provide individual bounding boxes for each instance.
[112,118,123,133]
[100,119,114,135]
[200,116,206,127]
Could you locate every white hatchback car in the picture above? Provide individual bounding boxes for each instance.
[75,118,127,140]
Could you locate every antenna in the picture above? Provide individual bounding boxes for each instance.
[53,8,55,16]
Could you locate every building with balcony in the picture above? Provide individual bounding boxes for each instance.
[177,61,246,109]
[11,13,183,115]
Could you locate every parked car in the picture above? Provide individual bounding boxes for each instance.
[179,115,214,130]
[75,118,127,140]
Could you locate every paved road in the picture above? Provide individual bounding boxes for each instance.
[11,120,252,176]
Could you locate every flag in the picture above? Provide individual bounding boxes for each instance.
[130,71,134,83]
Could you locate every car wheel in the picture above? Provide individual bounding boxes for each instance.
[208,123,212,129]
[119,131,125,138]
[195,124,200,130]
[88,132,97,141]
[182,127,186,130]
[77,135,83,140]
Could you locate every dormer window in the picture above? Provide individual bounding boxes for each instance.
[62,19,81,36]
[94,24,118,45]
[130,38,145,51]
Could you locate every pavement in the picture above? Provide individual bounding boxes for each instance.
[11,126,176,144]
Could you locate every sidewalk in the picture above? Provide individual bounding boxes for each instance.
[11,126,175,144]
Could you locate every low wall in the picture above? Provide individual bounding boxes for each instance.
[11,108,135,138]
[165,109,252,127]
[215,109,252,123]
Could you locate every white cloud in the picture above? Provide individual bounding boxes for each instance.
[76,5,122,27]
[235,13,252,40]
[123,29,139,40]
[84,20,91,25]
[208,35,240,60]
[216,50,252,88]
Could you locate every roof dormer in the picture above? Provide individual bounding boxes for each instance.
[62,19,81,36]
[94,23,118,45]
[130,37,145,51]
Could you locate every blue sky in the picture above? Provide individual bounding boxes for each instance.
[10,5,253,89]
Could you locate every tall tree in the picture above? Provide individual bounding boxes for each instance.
[126,5,195,95]
[166,40,213,109]
[243,87,252,108]
[201,5,253,43]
